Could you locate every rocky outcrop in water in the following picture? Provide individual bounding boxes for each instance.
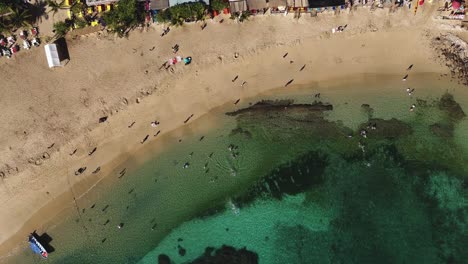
[432,34,468,86]
[190,245,258,264]
[358,118,412,139]
[158,245,258,264]
[226,100,333,116]
[438,93,466,121]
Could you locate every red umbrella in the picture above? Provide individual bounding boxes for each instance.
[452,0,461,10]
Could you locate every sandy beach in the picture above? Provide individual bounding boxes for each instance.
[0,3,465,258]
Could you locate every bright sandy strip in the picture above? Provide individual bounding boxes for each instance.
[0,5,454,256]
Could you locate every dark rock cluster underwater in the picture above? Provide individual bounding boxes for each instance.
[168,94,467,264]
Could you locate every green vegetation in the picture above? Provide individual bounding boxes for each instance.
[156,2,207,25]
[53,20,70,37]
[211,0,228,12]
[46,0,67,17]
[0,1,35,33]
[103,0,143,37]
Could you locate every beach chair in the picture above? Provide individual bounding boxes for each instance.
[97,5,103,13]
[87,7,93,14]
[23,40,31,50]
[10,45,18,55]
[7,36,15,45]
[31,27,39,37]
[2,48,11,58]
[67,9,72,19]
[91,20,99,27]
[0,38,7,47]
[106,4,112,12]
[19,30,27,40]
[31,38,40,47]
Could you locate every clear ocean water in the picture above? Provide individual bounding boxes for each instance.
[8,74,468,263]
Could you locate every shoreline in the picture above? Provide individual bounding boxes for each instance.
[0,7,456,258]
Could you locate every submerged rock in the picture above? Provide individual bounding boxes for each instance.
[226,100,333,116]
[438,93,466,121]
[190,245,258,264]
[430,122,454,138]
[358,118,412,139]
[158,254,171,264]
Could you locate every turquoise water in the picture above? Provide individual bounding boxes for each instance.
[9,75,468,263]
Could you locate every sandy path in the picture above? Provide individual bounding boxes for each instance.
[0,6,451,254]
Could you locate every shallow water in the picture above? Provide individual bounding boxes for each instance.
[8,74,468,263]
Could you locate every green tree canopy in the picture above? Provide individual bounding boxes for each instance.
[6,7,32,31]
[53,20,70,37]
[211,0,228,12]
[157,2,207,26]
[46,0,67,17]
[103,0,142,37]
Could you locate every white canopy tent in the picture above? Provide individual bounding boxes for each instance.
[44,44,61,68]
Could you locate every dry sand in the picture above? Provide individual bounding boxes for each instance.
[0,3,462,256]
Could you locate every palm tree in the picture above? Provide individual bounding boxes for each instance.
[6,7,31,32]
[47,0,67,17]
[0,21,7,34]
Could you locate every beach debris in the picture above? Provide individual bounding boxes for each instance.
[101,205,109,212]
[407,64,413,70]
[88,147,97,156]
[183,162,190,169]
[234,99,240,105]
[141,135,149,144]
[283,52,288,58]
[154,130,161,137]
[75,167,87,175]
[99,116,108,123]
[410,104,416,112]
[184,114,194,124]
[128,121,136,128]
[300,64,306,71]
[117,223,124,229]
[47,143,55,149]
[232,75,239,82]
[69,149,77,156]
[285,79,294,87]
[402,74,408,81]
[92,167,101,174]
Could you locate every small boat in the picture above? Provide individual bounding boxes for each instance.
[28,234,48,259]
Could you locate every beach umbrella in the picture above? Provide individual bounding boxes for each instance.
[452,0,461,10]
